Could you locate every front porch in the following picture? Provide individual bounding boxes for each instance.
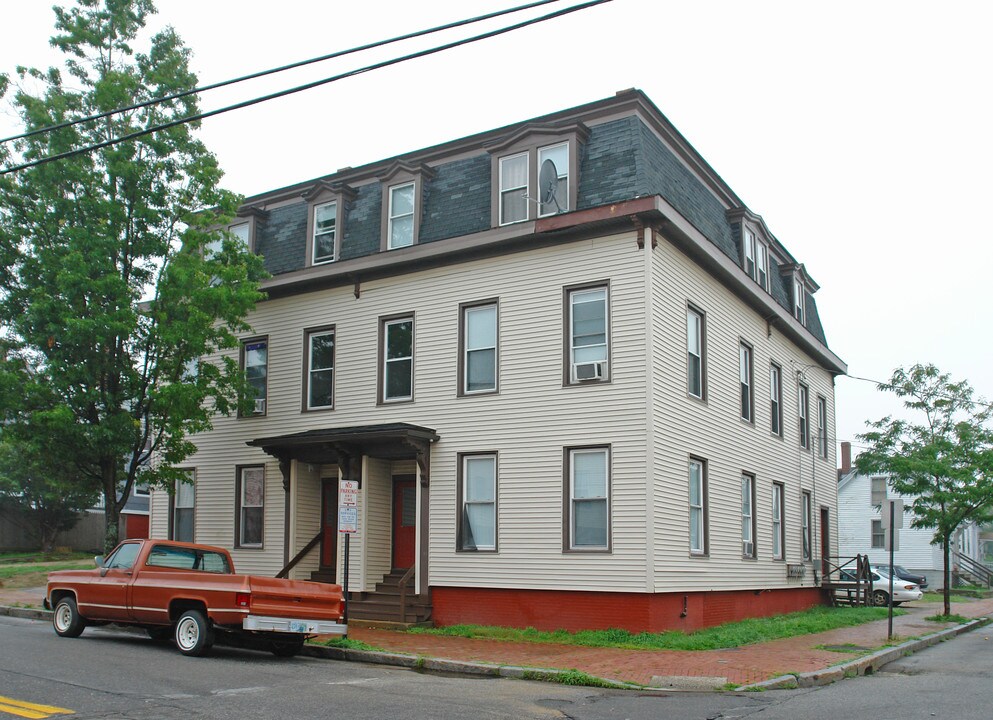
[248,423,438,625]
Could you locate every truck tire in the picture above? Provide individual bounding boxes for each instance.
[175,609,213,657]
[52,597,86,638]
[270,639,305,657]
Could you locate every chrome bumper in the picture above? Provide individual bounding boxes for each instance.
[242,614,346,635]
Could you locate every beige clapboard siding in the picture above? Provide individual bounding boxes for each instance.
[359,457,393,592]
[186,230,651,592]
[288,462,321,581]
[650,232,838,592]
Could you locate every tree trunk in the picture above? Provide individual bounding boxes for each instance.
[942,531,952,617]
[103,470,121,554]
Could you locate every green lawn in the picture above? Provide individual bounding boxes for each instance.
[0,558,94,589]
[407,606,899,651]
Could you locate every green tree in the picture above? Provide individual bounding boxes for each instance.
[857,364,993,616]
[0,0,265,551]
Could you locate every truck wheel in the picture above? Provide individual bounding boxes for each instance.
[175,609,213,657]
[52,597,86,638]
[270,639,305,657]
[872,590,890,607]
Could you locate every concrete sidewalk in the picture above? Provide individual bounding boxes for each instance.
[4,584,989,690]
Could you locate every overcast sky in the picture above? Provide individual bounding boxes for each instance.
[2,0,991,460]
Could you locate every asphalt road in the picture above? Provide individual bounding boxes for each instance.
[2,613,991,719]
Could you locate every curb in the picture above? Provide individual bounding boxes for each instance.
[6,604,987,692]
[739,616,991,691]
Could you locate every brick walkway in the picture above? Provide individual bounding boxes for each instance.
[8,584,990,688]
[346,598,993,687]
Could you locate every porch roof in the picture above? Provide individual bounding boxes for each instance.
[247,422,439,465]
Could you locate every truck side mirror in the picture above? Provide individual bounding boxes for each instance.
[94,555,105,567]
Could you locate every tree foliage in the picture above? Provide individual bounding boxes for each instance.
[0,0,266,551]
[856,364,993,615]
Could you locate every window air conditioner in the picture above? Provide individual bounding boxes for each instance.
[574,361,603,381]
[254,398,266,414]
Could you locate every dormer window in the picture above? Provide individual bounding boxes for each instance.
[312,201,337,264]
[742,227,769,291]
[488,122,588,228]
[205,220,252,258]
[303,182,354,267]
[388,182,416,249]
[378,162,433,251]
[794,278,806,325]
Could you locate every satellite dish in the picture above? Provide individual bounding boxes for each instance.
[538,158,562,214]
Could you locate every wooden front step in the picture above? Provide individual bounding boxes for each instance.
[346,570,432,623]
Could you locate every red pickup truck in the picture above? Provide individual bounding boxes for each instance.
[45,538,345,657]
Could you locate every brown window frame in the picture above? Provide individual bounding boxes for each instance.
[686,303,706,401]
[378,313,415,405]
[456,452,499,552]
[688,457,709,556]
[458,300,499,397]
[239,335,269,418]
[741,472,756,559]
[772,481,785,561]
[302,325,336,412]
[168,470,196,543]
[563,445,612,553]
[739,341,754,423]
[235,465,265,549]
[562,281,611,386]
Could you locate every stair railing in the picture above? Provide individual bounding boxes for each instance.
[397,566,416,624]
[275,531,322,579]
[954,550,993,588]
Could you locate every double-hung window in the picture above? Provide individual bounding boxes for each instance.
[459,454,497,551]
[772,482,785,560]
[242,338,268,416]
[170,472,195,543]
[817,396,828,458]
[741,473,756,558]
[756,242,768,290]
[798,383,810,449]
[770,363,783,436]
[499,152,529,225]
[537,143,569,216]
[236,466,264,548]
[567,285,608,383]
[871,519,885,548]
[312,201,337,263]
[739,343,753,422]
[461,303,497,394]
[567,447,609,550]
[794,278,806,325]
[305,328,335,410]
[689,458,707,555]
[381,316,414,402]
[801,491,812,561]
[388,182,415,249]
[687,306,704,399]
[871,476,887,506]
[744,229,756,278]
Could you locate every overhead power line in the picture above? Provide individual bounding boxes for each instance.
[0,0,564,146]
[0,0,612,176]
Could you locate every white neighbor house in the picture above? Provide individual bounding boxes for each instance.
[149,90,847,632]
[837,442,983,589]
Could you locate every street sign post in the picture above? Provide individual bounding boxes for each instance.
[338,479,360,633]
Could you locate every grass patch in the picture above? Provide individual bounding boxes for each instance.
[815,643,870,654]
[407,606,899,651]
[312,637,382,652]
[0,551,91,564]
[919,592,974,604]
[520,668,623,689]
[0,560,94,589]
[924,613,970,624]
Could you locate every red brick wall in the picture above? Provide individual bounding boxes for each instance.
[432,586,824,632]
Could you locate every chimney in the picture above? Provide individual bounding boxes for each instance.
[840,441,852,475]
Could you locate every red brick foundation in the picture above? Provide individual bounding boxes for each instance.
[431,586,824,632]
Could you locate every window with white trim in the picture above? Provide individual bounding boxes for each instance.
[499,152,529,225]
[744,229,756,278]
[871,476,887,506]
[689,458,707,555]
[794,278,806,325]
[236,466,264,548]
[756,241,768,290]
[770,363,783,436]
[739,343,753,422]
[687,306,704,399]
[567,447,609,550]
[461,303,497,394]
[567,286,608,383]
[312,201,337,264]
[802,491,812,561]
[742,473,756,558]
[459,454,497,551]
[241,338,268,416]
[798,383,810,449]
[381,316,413,402]
[388,182,415,249]
[305,328,335,410]
[871,519,885,549]
[537,142,569,216]
[171,472,195,543]
[772,482,785,560]
[817,395,828,459]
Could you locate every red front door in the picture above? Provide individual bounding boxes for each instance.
[392,477,416,570]
[320,479,338,571]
